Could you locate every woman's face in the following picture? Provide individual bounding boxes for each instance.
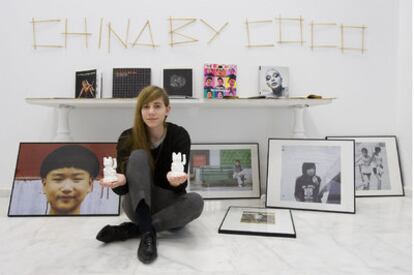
[42,167,92,215]
[141,97,170,128]
[265,70,283,89]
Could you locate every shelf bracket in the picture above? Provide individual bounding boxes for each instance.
[54,104,74,141]
[292,104,309,138]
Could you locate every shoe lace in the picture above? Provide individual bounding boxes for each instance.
[144,234,154,246]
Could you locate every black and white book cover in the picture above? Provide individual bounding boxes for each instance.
[75,69,100,98]
[112,68,151,98]
[162,68,193,98]
[258,66,289,98]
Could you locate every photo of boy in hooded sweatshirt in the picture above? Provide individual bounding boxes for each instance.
[294,162,322,203]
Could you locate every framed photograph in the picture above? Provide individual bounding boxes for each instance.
[188,143,261,199]
[218,206,296,238]
[162,68,193,98]
[8,143,121,217]
[258,65,289,98]
[326,136,404,197]
[266,138,355,214]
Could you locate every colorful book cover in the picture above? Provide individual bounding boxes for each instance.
[258,66,289,98]
[112,68,151,98]
[204,64,237,99]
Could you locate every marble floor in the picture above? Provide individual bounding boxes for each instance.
[0,194,411,275]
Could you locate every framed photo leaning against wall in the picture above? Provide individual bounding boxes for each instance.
[326,136,404,197]
[266,138,355,214]
[187,143,261,199]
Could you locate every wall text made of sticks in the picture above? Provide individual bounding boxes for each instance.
[30,17,367,54]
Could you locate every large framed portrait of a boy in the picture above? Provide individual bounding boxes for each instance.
[266,139,355,213]
[326,136,404,197]
[8,143,120,217]
[187,143,261,199]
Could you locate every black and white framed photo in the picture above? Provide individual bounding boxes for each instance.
[188,143,261,199]
[218,206,296,238]
[326,136,404,197]
[162,68,193,98]
[266,138,355,213]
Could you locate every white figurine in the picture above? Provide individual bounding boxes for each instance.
[171,152,186,176]
[103,156,118,182]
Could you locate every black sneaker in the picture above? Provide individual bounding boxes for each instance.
[137,230,157,264]
[96,222,140,243]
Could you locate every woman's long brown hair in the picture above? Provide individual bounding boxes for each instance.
[128,85,170,168]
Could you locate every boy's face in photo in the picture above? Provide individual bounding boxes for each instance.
[205,78,212,86]
[362,149,368,157]
[42,167,92,215]
[228,78,235,87]
[218,78,223,85]
[306,168,315,177]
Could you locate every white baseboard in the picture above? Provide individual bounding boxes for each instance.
[0,189,10,198]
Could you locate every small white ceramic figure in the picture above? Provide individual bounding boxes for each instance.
[171,152,186,176]
[103,157,118,182]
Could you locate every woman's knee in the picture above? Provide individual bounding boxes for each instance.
[126,149,150,173]
[187,192,204,218]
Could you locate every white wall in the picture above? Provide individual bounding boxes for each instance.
[0,0,411,193]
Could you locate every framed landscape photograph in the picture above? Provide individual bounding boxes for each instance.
[8,143,120,217]
[266,138,355,213]
[326,136,404,197]
[188,143,261,199]
[218,206,296,238]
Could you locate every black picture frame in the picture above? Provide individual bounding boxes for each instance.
[265,138,356,214]
[326,135,405,197]
[218,206,296,238]
[8,142,121,217]
[188,143,261,200]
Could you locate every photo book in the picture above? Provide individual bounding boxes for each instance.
[258,66,289,98]
[112,68,151,98]
[162,68,193,98]
[75,69,102,98]
[204,64,237,99]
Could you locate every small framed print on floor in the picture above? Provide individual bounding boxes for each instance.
[188,143,261,199]
[326,136,404,197]
[8,142,121,217]
[266,138,355,214]
[218,206,296,238]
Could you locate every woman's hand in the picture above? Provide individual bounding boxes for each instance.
[99,173,127,189]
[166,171,188,187]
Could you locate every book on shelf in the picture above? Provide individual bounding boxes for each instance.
[162,68,193,98]
[112,68,151,98]
[75,69,102,99]
[258,65,289,98]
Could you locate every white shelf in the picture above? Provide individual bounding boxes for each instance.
[24,97,335,141]
[25,97,335,109]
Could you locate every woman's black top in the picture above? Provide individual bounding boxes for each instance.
[112,122,191,195]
